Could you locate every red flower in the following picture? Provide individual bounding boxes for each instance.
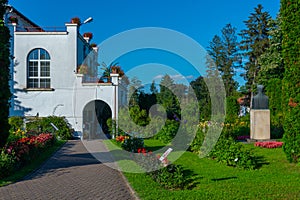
[288,98,297,107]
[255,141,283,148]
[137,148,147,155]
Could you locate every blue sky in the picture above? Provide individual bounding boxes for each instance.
[9,0,280,87]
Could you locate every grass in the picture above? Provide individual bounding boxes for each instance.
[105,139,300,200]
[0,139,65,187]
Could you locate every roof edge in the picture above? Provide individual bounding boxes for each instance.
[6,4,41,28]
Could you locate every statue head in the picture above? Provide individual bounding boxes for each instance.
[257,85,264,94]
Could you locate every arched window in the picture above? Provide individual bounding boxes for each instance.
[27,48,51,88]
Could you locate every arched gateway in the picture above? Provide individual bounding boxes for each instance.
[82,100,112,140]
[71,73,127,139]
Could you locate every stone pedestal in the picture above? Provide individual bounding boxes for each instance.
[250,109,270,140]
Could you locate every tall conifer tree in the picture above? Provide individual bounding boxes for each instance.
[0,0,11,147]
[239,4,271,106]
[208,24,240,97]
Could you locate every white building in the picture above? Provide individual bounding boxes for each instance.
[5,6,128,139]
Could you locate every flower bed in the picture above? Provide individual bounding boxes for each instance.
[255,141,283,148]
[0,133,55,179]
[115,134,144,152]
[114,135,188,189]
[135,147,187,190]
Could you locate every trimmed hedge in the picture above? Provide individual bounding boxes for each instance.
[281,0,300,163]
[265,79,284,139]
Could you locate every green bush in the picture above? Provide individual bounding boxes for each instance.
[134,148,189,190]
[6,129,26,144]
[107,118,126,138]
[220,115,250,139]
[7,117,25,144]
[210,137,258,170]
[190,117,250,154]
[26,116,73,140]
[154,120,179,144]
[8,116,24,133]
[0,149,16,179]
[189,128,205,153]
[121,136,144,153]
[150,164,187,190]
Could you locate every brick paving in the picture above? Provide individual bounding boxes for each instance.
[0,140,138,200]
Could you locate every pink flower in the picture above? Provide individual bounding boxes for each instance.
[255,141,283,148]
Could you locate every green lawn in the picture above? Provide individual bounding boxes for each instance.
[106,139,300,200]
[0,140,65,187]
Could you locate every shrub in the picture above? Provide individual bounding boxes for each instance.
[107,119,126,139]
[223,116,250,139]
[189,128,205,153]
[150,164,186,190]
[8,116,24,133]
[7,117,27,145]
[190,118,250,154]
[0,132,55,179]
[135,148,188,190]
[210,137,258,169]
[26,116,73,140]
[0,149,16,179]
[154,120,179,144]
[6,128,26,144]
[118,135,144,153]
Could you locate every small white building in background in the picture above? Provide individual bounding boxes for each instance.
[4,5,128,138]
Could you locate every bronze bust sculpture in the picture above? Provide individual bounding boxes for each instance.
[252,85,269,109]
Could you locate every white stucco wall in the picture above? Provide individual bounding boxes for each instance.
[9,23,125,136]
[6,8,129,137]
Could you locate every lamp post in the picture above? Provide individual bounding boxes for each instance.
[82,17,93,24]
[111,73,119,139]
[77,17,93,31]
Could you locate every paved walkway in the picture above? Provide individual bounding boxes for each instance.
[0,139,138,200]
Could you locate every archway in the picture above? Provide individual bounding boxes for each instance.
[82,100,112,140]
